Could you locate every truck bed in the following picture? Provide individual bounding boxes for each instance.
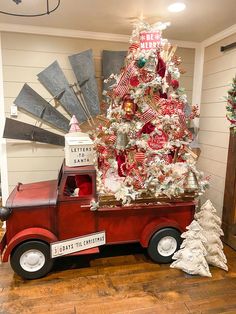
[98,191,196,207]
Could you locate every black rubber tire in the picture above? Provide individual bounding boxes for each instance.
[10,240,54,280]
[147,228,182,264]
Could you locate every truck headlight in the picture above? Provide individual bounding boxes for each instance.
[0,207,12,221]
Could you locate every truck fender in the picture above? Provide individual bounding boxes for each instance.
[140,218,182,248]
[2,227,58,262]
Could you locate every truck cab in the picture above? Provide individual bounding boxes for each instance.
[0,162,195,279]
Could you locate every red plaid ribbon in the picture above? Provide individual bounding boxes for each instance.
[141,108,158,123]
[114,61,136,97]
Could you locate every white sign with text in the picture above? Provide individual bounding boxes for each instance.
[50,231,106,258]
[65,132,94,167]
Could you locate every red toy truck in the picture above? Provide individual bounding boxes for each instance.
[0,162,195,279]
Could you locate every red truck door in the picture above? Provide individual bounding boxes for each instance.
[57,172,97,240]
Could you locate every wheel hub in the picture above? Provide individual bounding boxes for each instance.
[20,249,45,272]
[157,236,177,257]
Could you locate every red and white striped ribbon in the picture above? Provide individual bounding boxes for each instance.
[135,152,145,163]
[114,61,136,97]
[129,43,139,53]
[140,108,158,124]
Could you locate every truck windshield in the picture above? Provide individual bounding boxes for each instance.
[64,175,92,197]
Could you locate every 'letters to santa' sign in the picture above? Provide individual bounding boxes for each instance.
[140,31,161,50]
[65,132,94,167]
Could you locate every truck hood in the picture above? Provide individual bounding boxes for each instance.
[6,180,58,208]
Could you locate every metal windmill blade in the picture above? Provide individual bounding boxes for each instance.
[69,49,100,117]
[3,118,65,146]
[37,60,87,123]
[14,83,70,133]
[102,50,126,92]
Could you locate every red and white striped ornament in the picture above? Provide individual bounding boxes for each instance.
[141,108,158,124]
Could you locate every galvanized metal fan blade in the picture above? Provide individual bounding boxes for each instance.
[3,118,65,146]
[69,49,100,117]
[102,50,126,91]
[14,83,69,133]
[37,61,87,123]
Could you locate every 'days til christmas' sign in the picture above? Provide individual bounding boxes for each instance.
[140,31,161,50]
[65,115,94,167]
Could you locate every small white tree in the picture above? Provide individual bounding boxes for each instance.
[195,200,228,271]
[170,220,212,277]
[69,115,81,133]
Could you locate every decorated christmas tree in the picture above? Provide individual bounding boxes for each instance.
[195,200,228,271]
[170,220,212,277]
[226,76,236,132]
[93,21,208,204]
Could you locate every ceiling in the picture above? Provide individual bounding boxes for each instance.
[0,0,235,42]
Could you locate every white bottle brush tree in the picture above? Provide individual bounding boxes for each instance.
[170,220,212,277]
[69,115,81,133]
[195,200,228,271]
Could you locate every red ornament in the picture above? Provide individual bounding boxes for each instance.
[171,79,179,90]
[148,131,168,150]
[129,75,140,87]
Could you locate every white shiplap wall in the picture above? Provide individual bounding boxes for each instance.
[1,32,128,193]
[198,33,236,217]
[1,31,195,194]
[176,47,195,103]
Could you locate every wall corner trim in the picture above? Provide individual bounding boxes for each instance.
[0,32,9,205]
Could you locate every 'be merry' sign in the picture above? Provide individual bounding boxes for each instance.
[140,31,161,50]
[51,231,106,258]
[65,132,94,167]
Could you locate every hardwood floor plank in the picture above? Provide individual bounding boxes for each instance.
[0,241,236,314]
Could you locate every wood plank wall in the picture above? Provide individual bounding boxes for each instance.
[198,33,236,218]
[177,47,195,103]
[1,31,195,193]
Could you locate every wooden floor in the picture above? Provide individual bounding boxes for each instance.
[0,241,236,314]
